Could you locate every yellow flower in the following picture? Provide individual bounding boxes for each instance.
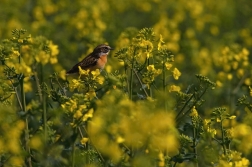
[242,48,249,57]
[105,65,112,73]
[216,118,221,122]
[30,136,42,149]
[158,152,165,167]
[12,50,20,57]
[159,152,164,160]
[86,91,96,99]
[69,79,82,91]
[9,157,24,166]
[142,77,152,89]
[80,137,89,145]
[165,62,173,70]
[140,40,153,58]
[70,100,78,112]
[227,73,233,80]
[80,105,87,110]
[18,39,23,43]
[146,52,150,59]
[16,61,32,75]
[172,68,181,80]
[241,157,250,166]
[158,34,165,50]
[63,99,77,113]
[232,62,238,70]
[70,122,76,127]
[222,46,230,55]
[96,76,105,84]
[82,108,94,121]
[204,119,211,125]
[147,65,155,71]
[35,51,50,65]
[229,115,236,120]
[24,82,33,92]
[226,128,234,138]
[155,69,162,76]
[190,106,198,117]
[147,96,155,101]
[48,41,59,56]
[78,66,90,76]
[244,78,250,85]
[73,109,83,119]
[237,69,244,78]
[59,70,66,80]
[116,136,125,143]
[16,120,25,130]
[168,85,181,92]
[91,69,101,78]
[250,86,252,96]
[207,128,217,138]
[55,134,61,142]
[73,105,87,119]
[147,65,162,76]
[50,57,58,64]
[233,124,251,137]
[61,104,66,109]
[216,80,223,87]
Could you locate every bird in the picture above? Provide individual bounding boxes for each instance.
[66,44,113,75]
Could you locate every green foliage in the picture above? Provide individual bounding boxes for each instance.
[0,0,252,166]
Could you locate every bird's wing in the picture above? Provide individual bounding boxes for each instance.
[66,54,98,74]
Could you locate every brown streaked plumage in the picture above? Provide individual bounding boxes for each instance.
[66,44,113,74]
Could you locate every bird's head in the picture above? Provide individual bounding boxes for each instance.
[94,44,113,56]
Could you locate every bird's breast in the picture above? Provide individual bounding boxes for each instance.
[97,54,107,69]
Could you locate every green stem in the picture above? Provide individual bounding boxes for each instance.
[130,67,134,100]
[79,127,89,164]
[176,94,194,121]
[18,31,21,63]
[3,62,23,110]
[125,65,130,96]
[192,127,198,167]
[55,73,67,96]
[14,31,31,167]
[81,126,105,164]
[85,123,90,164]
[162,62,166,92]
[176,87,208,123]
[72,142,75,167]
[133,69,149,97]
[10,80,23,110]
[33,65,42,102]
[129,50,135,100]
[71,128,76,167]
[162,56,167,111]
[39,64,47,144]
[221,120,227,155]
[146,58,153,98]
[20,76,32,167]
[43,91,47,143]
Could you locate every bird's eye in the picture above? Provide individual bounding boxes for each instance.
[102,47,109,53]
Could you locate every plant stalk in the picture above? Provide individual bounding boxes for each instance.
[129,50,136,100]
[192,127,198,167]
[20,76,32,167]
[71,127,76,167]
[162,55,167,111]
[221,120,227,155]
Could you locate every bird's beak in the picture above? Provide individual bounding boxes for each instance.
[110,47,114,50]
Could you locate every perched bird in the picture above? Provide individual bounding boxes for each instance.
[66,44,113,75]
